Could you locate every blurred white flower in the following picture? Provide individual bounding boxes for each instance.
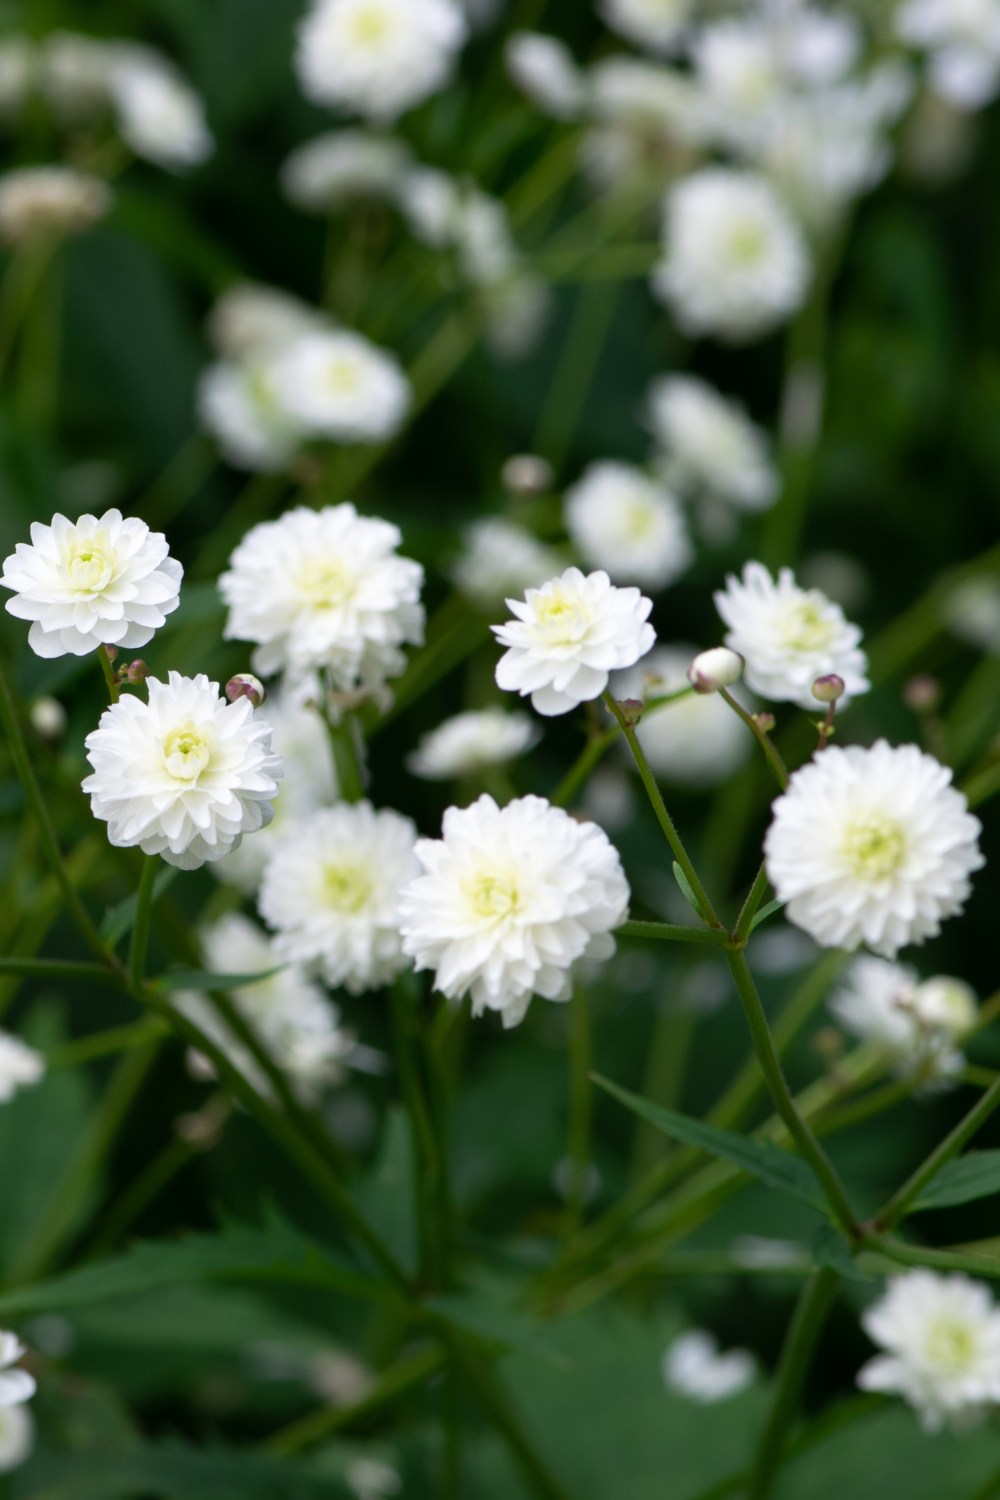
[944,576,1000,653]
[0,1404,33,1474]
[451,518,565,609]
[40,31,116,119]
[0,1033,45,1105]
[296,0,467,122]
[259,802,419,994]
[662,1330,757,1402]
[714,561,869,710]
[110,51,212,169]
[0,38,36,116]
[2,509,182,659]
[0,1333,34,1408]
[220,503,424,693]
[346,1457,403,1500]
[270,330,410,443]
[764,740,984,957]
[494,567,655,717]
[564,462,692,591]
[398,793,630,1027]
[198,359,305,473]
[599,0,692,55]
[505,31,584,118]
[653,168,810,342]
[28,696,67,740]
[208,282,330,361]
[896,0,1000,110]
[83,671,282,871]
[613,646,750,787]
[858,1271,1000,1431]
[589,56,704,143]
[282,131,411,212]
[0,165,110,244]
[407,707,539,780]
[830,956,976,1084]
[647,375,777,519]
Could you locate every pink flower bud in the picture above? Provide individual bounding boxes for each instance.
[811,674,845,705]
[687,647,745,694]
[904,674,941,713]
[225,672,266,709]
[124,659,148,684]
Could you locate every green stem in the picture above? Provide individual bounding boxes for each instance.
[551,727,617,808]
[961,756,1000,811]
[748,1270,840,1500]
[327,713,366,803]
[266,1344,447,1456]
[534,280,620,473]
[47,1018,166,1069]
[562,985,592,1239]
[873,1072,1000,1230]
[732,862,773,944]
[390,982,445,1286]
[718,689,789,789]
[865,1233,1000,1281]
[0,957,123,985]
[128,856,160,992]
[97,643,121,703]
[619,919,729,947]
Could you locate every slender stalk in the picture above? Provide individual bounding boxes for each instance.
[865,1234,1000,1281]
[552,727,617,808]
[873,1072,1000,1230]
[562,985,592,1239]
[962,756,1000,811]
[97,644,121,703]
[128,856,160,992]
[0,958,123,985]
[732,861,774,944]
[47,1018,166,1069]
[604,692,723,930]
[327,713,366,802]
[718,689,789,789]
[534,280,620,473]
[266,1344,447,1456]
[748,1270,840,1500]
[619,919,729,947]
[390,982,445,1286]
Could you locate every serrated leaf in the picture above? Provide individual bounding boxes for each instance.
[101,866,178,946]
[153,965,286,993]
[909,1151,1000,1212]
[811,1223,871,1282]
[593,1074,826,1210]
[671,861,701,914]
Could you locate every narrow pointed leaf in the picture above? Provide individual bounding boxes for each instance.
[910,1151,1000,1212]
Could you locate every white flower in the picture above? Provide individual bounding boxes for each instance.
[763,740,985,957]
[198,360,304,473]
[714,561,870,710]
[295,0,467,122]
[647,374,777,538]
[258,802,419,994]
[451,519,565,609]
[110,52,212,169]
[0,166,110,244]
[589,56,704,142]
[208,283,330,362]
[830,956,976,1083]
[398,793,630,1026]
[407,708,540,780]
[505,32,584,119]
[40,31,116,119]
[177,914,355,1102]
[563,462,692,591]
[219,503,424,692]
[0,1033,45,1104]
[270,330,410,443]
[0,1404,33,1473]
[83,671,283,871]
[662,1330,757,1402]
[0,39,36,117]
[2,509,182,659]
[494,567,655,717]
[599,0,692,55]
[944,576,1000,653]
[896,0,1000,110]
[612,646,750,787]
[0,1333,34,1409]
[653,169,810,343]
[858,1271,1000,1431]
[282,131,411,211]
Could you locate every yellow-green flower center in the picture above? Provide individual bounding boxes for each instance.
[535,589,593,646]
[926,1318,978,1374]
[781,599,838,652]
[466,870,521,921]
[322,862,373,913]
[621,497,656,541]
[297,553,356,608]
[163,722,211,783]
[65,536,115,594]
[726,219,767,267]
[324,356,363,394]
[347,5,392,48]
[841,815,907,882]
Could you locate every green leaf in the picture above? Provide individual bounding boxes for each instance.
[17,1438,351,1500]
[426,1280,571,1368]
[593,1074,827,1210]
[102,866,178,946]
[750,897,786,932]
[153,965,286,992]
[909,1151,1000,1212]
[811,1224,871,1282]
[671,861,700,913]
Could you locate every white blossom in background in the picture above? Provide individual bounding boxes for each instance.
[896,0,1000,110]
[177,914,356,1102]
[40,31,117,119]
[270,330,410,443]
[764,740,984,957]
[259,803,419,994]
[398,794,630,1027]
[612,646,751,787]
[0,1033,45,1105]
[647,375,778,528]
[2,509,182,659]
[282,131,411,212]
[0,38,36,117]
[599,0,692,55]
[83,672,282,870]
[653,169,810,342]
[505,32,585,118]
[714,561,869,710]
[451,518,565,609]
[0,1333,35,1408]
[214,693,338,894]
[858,1271,1000,1431]
[0,1405,33,1474]
[295,0,467,122]
[944,576,1000,653]
[494,567,655,717]
[208,283,330,362]
[197,360,305,474]
[109,49,213,169]
[662,1330,757,1402]
[406,707,539,780]
[220,504,424,694]
[564,462,692,591]
[0,166,111,244]
[830,956,976,1085]
[589,57,704,145]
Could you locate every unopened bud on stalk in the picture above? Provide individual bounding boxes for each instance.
[687,647,744,694]
[502,453,553,496]
[225,672,266,709]
[617,697,644,728]
[755,711,776,733]
[904,674,942,713]
[811,673,845,705]
[29,695,67,739]
[123,659,148,685]
[102,644,118,662]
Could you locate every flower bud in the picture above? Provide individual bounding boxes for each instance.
[502,453,553,497]
[811,674,845,705]
[102,644,119,662]
[912,976,977,1044]
[687,647,745,694]
[617,697,644,728]
[904,674,941,713]
[754,711,776,733]
[29,695,67,739]
[123,659,148,685]
[225,672,266,709]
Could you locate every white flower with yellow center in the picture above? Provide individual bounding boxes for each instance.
[270,330,410,444]
[0,1033,45,1105]
[258,802,419,994]
[406,707,540,781]
[2,509,182,659]
[493,567,655,717]
[0,166,111,244]
[398,793,630,1027]
[830,956,976,1085]
[858,1271,1000,1431]
[714,561,869,710]
[563,462,692,591]
[612,646,750,788]
[599,0,692,55]
[198,359,305,473]
[653,168,810,343]
[83,672,282,871]
[220,503,424,693]
[647,375,777,516]
[764,740,984,957]
[0,1333,34,1409]
[295,0,467,122]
